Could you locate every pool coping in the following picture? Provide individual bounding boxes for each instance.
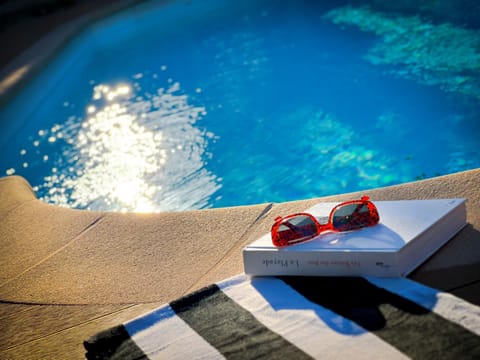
[0,0,152,104]
[2,170,479,304]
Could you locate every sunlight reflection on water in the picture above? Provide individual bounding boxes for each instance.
[35,78,220,212]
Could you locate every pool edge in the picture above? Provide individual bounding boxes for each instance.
[0,0,152,105]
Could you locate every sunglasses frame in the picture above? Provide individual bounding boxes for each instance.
[271,196,379,247]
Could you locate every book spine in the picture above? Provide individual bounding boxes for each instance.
[243,250,400,277]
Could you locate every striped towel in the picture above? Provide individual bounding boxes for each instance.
[84,275,480,359]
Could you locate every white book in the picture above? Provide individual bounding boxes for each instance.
[243,199,467,277]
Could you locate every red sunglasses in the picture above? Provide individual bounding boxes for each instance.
[271,196,380,247]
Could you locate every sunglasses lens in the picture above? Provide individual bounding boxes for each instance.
[274,215,318,245]
[332,202,378,231]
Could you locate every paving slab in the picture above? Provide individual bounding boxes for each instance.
[0,175,36,214]
[0,195,271,304]
[0,302,162,360]
[0,195,102,286]
[0,302,129,351]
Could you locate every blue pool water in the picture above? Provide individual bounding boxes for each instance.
[1,0,479,212]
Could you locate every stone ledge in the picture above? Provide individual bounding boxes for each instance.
[0,169,479,305]
[0,169,479,359]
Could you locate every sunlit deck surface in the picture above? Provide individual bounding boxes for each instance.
[0,1,479,359]
[1,170,479,359]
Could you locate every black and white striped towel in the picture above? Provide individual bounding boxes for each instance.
[84,275,480,359]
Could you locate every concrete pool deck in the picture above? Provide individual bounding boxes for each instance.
[0,1,479,358]
[1,170,480,358]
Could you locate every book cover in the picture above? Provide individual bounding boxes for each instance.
[243,199,467,277]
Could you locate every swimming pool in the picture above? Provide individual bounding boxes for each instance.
[1,0,479,212]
